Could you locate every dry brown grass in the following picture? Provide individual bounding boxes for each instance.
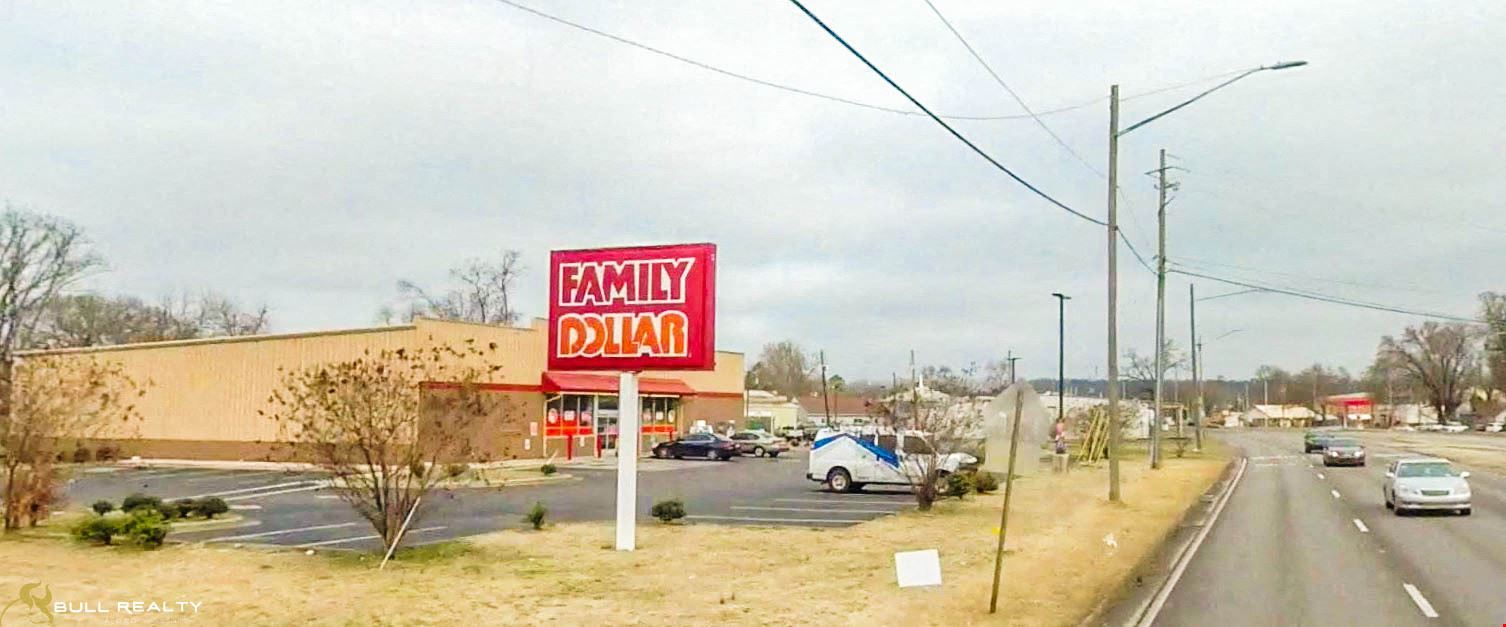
[0,446,1227,626]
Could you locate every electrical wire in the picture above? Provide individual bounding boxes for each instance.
[492,0,1246,122]
[1170,257,1442,295]
[786,0,1105,226]
[917,0,1101,176]
[1168,268,1480,323]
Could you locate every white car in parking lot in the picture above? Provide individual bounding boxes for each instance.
[1383,458,1471,516]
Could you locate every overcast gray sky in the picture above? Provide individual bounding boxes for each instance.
[3,0,1502,382]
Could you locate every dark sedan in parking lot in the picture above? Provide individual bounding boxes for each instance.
[651,433,740,461]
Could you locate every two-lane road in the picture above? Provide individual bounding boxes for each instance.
[1153,430,1506,626]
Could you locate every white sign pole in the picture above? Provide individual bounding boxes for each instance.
[615,371,640,551]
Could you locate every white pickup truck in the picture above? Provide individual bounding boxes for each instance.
[806,427,977,493]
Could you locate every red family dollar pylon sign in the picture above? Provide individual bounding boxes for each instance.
[548,243,717,550]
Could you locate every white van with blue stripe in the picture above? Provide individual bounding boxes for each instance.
[807,427,978,493]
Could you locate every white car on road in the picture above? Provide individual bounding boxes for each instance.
[1383,458,1471,516]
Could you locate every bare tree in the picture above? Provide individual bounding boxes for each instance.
[870,375,984,511]
[28,291,269,348]
[395,251,524,325]
[0,208,104,440]
[745,341,815,399]
[2,354,145,530]
[1377,322,1484,422]
[1123,340,1184,399]
[264,341,504,551]
[1482,292,1506,393]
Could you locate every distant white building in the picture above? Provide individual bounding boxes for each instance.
[1241,404,1317,428]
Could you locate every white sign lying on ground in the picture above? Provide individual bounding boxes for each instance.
[894,549,943,588]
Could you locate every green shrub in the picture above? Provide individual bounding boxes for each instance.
[121,493,161,513]
[195,497,230,519]
[523,501,547,530]
[173,499,197,518]
[973,471,1000,494]
[942,472,974,499]
[95,445,117,461]
[650,499,686,523]
[72,447,92,464]
[90,500,115,516]
[444,463,469,479]
[540,463,557,476]
[72,515,124,545]
[154,502,180,520]
[122,510,171,547]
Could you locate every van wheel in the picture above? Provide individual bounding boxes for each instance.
[827,468,853,493]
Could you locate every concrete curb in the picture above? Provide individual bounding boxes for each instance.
[1077,456,1245,627]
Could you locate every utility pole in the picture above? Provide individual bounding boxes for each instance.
[819,350,832,425]
[1052,293,1071,426]
[1190,284,1202,451]
[1106,85,1122,502]
[1006,351,1021,384]
[1194,338,1204,452]
[1150,148,1170,469]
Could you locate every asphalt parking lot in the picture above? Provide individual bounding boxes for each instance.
[66,449,916,551]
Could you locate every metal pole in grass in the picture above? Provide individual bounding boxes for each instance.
[988,387,1027,613]
[379,496,422,570]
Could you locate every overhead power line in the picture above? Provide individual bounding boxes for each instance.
[786,0,1105,226]
[1169,257,1441,295]
[1168,268,1481,323]
[917,0,1101,176]
[493,0,1246,122]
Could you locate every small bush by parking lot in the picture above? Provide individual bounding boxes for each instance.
[973,471,999,493]
[524,501,548,530]
[650,499,686,523]
[71,509,172,548]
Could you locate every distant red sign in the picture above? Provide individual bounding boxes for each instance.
[548,243,716,371]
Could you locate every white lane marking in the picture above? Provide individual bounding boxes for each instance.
[731,506,896,514]
[1402,583,1439,618]
[206,522,360,542]
[1136,458,1248,627]
[230,504,262,511]
[771,498,910,506]
[1317,472,1325,479]
[296,526,445,548]
[316,495,343,500]
[184,470,292,483]
[1331,489,1342,499]
[224,483,328,502]
[685,515,858,525]
[172,480,321,500]
[1352,518,1369,533]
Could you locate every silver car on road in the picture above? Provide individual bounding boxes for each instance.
[1383,458,1471,516]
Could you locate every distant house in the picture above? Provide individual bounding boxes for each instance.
[744,390,805,431]
[1240,404,1317,428]
[797,393,877,426]
[1386,403,1440,427]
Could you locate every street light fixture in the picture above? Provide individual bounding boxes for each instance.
[1104,60,1306,501]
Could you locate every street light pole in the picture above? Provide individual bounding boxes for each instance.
[1190,284,1200,451]
[1106,84,1122,502]
[1105,60,1305,498]
[1052,293,1071,426]
[1151,148,1169,470]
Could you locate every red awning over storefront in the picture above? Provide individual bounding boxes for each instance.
[540,372,696,396]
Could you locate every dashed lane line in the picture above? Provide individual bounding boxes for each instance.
[223,483,329,502]
[1331,489,1342,499]
[1402,583,1439,618]
[771,498,910,506]
[1352,518,1369,533]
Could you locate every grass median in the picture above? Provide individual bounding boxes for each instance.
[0,441,1229,625]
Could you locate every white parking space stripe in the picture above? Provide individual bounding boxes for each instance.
[174,480,320,500]
[1402,583,1439,618]
[183,470,290,483]
[207,522,360,542]
[1317,473,1325,479]
[1352,518,1369,533]
[1331,489,1342,499]
[230,504,262,511]
[772,498,910,506]
[224,483,327,502]
[296,526,445,548]
[686,515,858,525]
[731,506,898,515]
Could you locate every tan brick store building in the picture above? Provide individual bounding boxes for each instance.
[23,318,745,462]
